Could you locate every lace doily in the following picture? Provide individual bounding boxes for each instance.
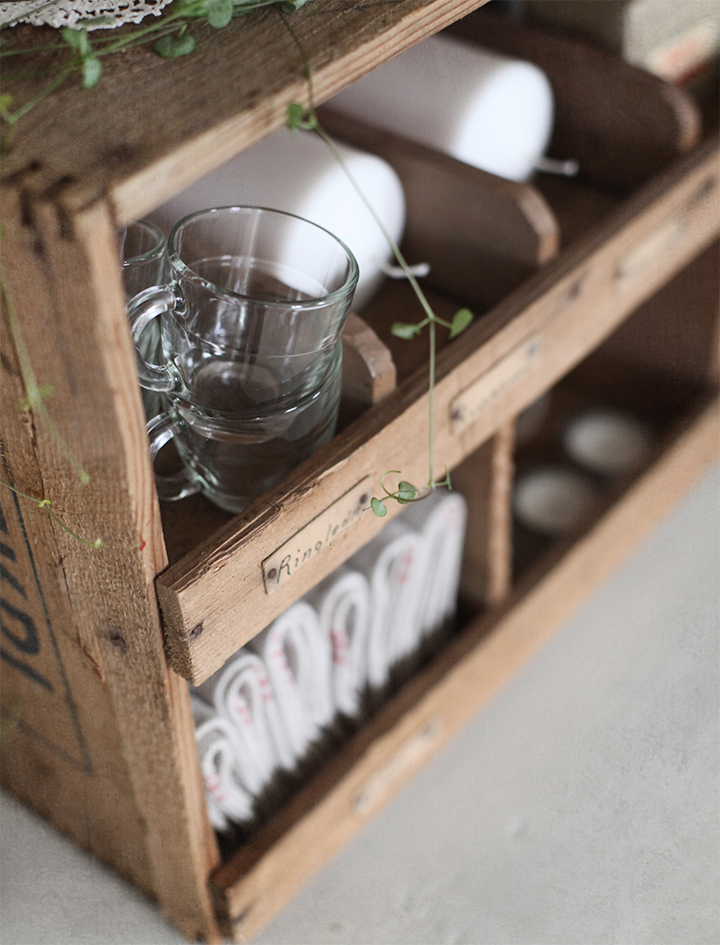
[0,0,175,29]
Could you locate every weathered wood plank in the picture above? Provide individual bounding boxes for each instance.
[452,420,515,609]
[1,0,490,224]
[0,186,221,941]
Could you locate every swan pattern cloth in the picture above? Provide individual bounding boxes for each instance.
[191,491,467,829]
[191,696,255,832]
[247,601,334,765]
[194,650,293,788]
[302,565,372,719]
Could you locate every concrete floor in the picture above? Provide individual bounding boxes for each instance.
[1,461,718,945]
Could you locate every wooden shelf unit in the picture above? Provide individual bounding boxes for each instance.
[1,3,718,943]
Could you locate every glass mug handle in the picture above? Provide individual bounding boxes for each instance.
[127,284,178,392]
[146,413,200,502]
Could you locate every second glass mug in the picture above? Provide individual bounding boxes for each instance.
[129,205,359,514]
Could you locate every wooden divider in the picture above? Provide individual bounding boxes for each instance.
[319,108,560,307]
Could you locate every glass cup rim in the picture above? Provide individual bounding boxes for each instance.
[166,204,360,308]
[120,219,166,267]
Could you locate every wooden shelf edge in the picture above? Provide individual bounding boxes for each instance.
[210,392,719,943]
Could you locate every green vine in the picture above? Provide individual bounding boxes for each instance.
[281,9,474,516]
[0,480,106,548]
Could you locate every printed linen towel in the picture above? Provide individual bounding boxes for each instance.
[302,565,372,718]
[248,600,334,764]
[191,696,255,832]
[194,650,293,789]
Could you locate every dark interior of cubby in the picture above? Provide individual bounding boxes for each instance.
[510,239,719,581]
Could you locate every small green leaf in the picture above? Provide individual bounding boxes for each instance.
[61,27,83,49]
[207,0,233,28]
[396,481,417,503]
[370,497,387,517]
[82,56,102,89]
[280,0,311,9]
[449,307,473,339]
[391,321,422,340]
[154,33,197,58]
[395,482,418,505]
[286,101,306,131]
[71,28,91,58]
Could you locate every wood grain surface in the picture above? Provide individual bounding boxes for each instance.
[1,0,490,224]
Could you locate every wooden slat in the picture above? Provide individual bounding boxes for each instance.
[319,107,559,306]
[211,393,719,943]
[0,318,158,900]
[156,135,720,686]
[452,420,516,609]
[339,311,398,425]
[449,8,702,193]
[1,0,491,225]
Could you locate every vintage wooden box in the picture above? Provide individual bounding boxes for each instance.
[1,2,718,942]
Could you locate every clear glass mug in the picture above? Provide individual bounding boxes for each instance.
[128,206,359,514]
[119,219,168,421]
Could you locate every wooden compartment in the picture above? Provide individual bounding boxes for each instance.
[1,3,718,943]
[209,241,720,945]
[510,240,720,578]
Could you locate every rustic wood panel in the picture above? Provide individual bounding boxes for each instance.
[211,393,719,943]
[1,0,491,225]
[0,319,157,897]
[156,135,719,685]
[582,239,720,388]
[0,186,221,942]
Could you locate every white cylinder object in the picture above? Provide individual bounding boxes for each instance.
[329,32,554,183]
[513,466,600,536]
[563,408,653,478]
[150,127,406,311]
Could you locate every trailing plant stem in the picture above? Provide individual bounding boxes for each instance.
[0,481,105,548]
